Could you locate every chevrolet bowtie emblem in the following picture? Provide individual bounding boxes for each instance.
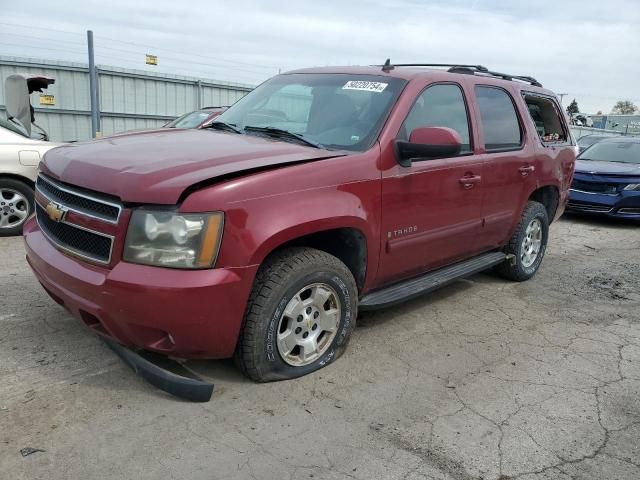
[46,201,68,222]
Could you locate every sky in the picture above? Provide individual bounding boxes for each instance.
[0,0,638,114]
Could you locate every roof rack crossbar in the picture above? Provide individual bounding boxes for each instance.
[376,61,542,87]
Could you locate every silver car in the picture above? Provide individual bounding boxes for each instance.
[1,73,60,236]
[0,119,58,236]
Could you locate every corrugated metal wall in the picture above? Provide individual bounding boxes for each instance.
[0,56,253,142]
[589,114,640,135]
[570,126,624,140]
[271,93,313,123]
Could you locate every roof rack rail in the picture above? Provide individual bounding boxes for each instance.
[395,63,490,70]
[447,65,543,87]
[377,60,542,87]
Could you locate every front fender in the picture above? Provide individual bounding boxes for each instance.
[179,150,382,286]
[189,186,381,294]
[249,213,372,267]
[222,187,377,266]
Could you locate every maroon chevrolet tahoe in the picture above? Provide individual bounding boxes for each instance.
[24,63,576,383]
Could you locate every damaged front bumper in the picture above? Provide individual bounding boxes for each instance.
[103,337,213,402]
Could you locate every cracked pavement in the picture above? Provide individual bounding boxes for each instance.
[1,215,639,479]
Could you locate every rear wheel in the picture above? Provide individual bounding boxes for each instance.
[496,201,549,282]
[235,247,357,382]
[0,179,33,237]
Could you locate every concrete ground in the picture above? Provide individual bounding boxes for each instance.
[1,215,639,480]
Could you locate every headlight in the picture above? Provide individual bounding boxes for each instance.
[624,184,640,191]
[124,210,224,269]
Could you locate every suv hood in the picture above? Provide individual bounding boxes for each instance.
[41,128,344,204]
[575,159,640,176]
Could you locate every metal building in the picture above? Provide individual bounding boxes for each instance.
[590,114,640,136]
[0,56,253,142]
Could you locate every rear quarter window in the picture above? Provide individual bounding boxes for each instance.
[475,86,522,151]
[523,94,568,144]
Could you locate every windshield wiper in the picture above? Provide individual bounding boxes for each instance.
[244,126,324,149]
[205,121,243,134]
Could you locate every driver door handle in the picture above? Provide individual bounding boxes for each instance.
[459,175,481,189]
[519,165,535,176]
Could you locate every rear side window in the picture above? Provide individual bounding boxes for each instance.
[475,86,522,151]
[401,83,472,153]
[523,94,568,143]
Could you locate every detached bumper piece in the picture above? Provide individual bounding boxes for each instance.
[103,337,214,402]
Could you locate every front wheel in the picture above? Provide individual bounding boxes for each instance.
[0,179,34,237]
[495,201,549,282]
[235,247,358,382]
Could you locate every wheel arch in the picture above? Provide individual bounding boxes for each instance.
[528,184,560,222]
[0,173,35,190]
[251,221,370,292]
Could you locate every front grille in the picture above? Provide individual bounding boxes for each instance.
[567,202,612,213]
[36,175,121,223]
[571,179,620,195]
[36,204,113,264]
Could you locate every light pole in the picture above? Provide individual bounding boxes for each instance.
[87,30,101,138]
[557,93,568,106]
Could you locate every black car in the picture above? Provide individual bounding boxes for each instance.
[567,137,640,219]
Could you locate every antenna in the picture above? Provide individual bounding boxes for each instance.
[381,58,394,72]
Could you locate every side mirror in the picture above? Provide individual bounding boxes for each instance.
[395,127,462,167]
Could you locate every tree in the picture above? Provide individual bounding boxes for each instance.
[566,99,580,115]
[611,100,638,115]
[596,110,603,115]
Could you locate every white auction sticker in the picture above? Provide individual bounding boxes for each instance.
[342,80,388,93]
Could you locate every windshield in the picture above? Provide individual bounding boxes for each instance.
[580,141,640,164]
[166,111,211,128]
[577,136,608,147]
[217,73,406,151]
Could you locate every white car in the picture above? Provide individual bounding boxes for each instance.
[0,119,58,236]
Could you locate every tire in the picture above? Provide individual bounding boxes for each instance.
[0,178,34,237]
[495,201,549,282]
[235,247,358,382]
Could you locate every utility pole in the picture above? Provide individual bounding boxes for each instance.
[557,93,568,106]
[195,80,202,109]
[87,30,101,138]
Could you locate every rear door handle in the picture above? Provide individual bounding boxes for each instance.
[459,175,481,189]
[519,165,535,176]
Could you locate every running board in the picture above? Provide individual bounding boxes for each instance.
[359,252,506,310]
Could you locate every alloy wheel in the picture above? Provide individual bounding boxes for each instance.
[0,188,29,230]
[521,218,542,268]
[276,283,342,367]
